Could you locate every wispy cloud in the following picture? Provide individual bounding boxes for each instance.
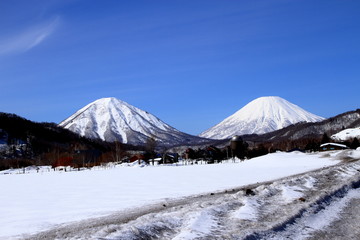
[0,17,60,55]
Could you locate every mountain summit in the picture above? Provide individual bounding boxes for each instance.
[59,97,207,146]
[199,96,325,139]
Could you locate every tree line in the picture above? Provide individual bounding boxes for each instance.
[1,112,359,171]
[0,113,143,170]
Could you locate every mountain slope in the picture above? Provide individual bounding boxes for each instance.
[0,112,110,168]
[199,96,324,139]
[241,109,360,144]
[59,97,210,146]
[331,127,360,141]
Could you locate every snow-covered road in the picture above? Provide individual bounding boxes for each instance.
[23,151,360,240]
[308,197,360,240]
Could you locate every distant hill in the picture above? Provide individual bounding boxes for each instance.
[0,112,121,169]
[239,109,360,150]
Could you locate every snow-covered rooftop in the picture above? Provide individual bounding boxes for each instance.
[320,143,348,148]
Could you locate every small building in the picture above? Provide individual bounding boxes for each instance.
[129,154,145,163]
[52,156,73,168]
[320,143,348,151]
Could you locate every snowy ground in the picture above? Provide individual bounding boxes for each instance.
[1,150,359,239]
[331,127,360,141]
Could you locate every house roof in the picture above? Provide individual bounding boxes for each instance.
[320,143,348,148]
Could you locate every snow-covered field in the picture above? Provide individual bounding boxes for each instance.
[0,151,358,239]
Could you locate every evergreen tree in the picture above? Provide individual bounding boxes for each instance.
[305,141,320,152]
[144,137,156,163]
[230,136,248,159]
[350,138,360,149]
[321,133,330,144]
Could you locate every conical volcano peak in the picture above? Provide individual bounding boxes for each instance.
[89,97,130,109]
[59,97,209,146]
[241,96,298,109]
[252,96,284,102]
[199,96,324,139]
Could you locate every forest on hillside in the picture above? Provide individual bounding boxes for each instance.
[0,113,143,170]
[1,110,360,171]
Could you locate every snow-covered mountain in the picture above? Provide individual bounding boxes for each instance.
[331,127,360,141]
[199,96,325,140]
[59,97,208,146]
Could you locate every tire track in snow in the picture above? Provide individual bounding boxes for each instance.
[25,159,360,240]
[242,164,360,240]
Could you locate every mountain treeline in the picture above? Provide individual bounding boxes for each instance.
[1,108,360,170]
[0,113,142,170]
[179,109,360,158]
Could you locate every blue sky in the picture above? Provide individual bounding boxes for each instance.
[0,0,359,135]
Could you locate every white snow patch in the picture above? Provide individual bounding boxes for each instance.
[232,197,260,221]
[173,210,216,240]
[303,176,316,189]
[351,148,360,159]
[281,185,304,203]
[331,127,360,141]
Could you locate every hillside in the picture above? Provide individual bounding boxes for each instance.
[0,112,121,169]
[240,109,360,149]
[332,127,360,141]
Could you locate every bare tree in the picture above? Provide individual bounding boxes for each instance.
[114,141,123,163]
[145,137,156,164]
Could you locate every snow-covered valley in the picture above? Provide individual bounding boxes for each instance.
[1,150,360,239]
